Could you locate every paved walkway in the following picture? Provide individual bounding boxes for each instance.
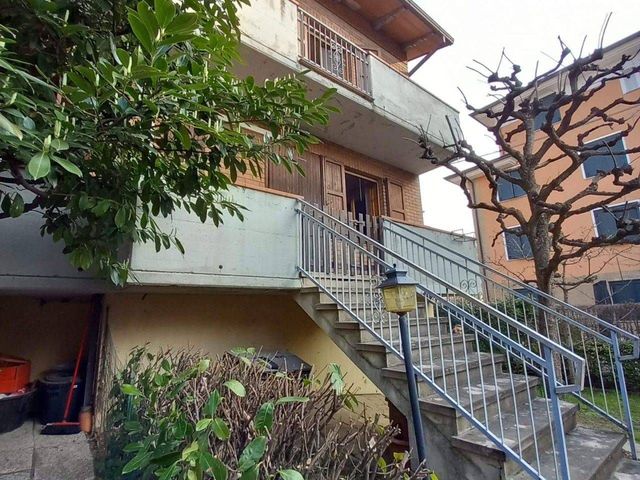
[0,420,94,480]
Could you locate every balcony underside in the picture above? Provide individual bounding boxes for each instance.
[234,43,455,176]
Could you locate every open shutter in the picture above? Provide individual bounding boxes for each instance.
[267,152,323,205]
[323,159,346,212]
[386,180,406,220]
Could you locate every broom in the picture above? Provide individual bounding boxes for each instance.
[41,312,90,435]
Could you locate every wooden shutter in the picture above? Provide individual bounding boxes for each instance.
[267,152,323,206]
[323,159,346,211]
[386,180,406,220]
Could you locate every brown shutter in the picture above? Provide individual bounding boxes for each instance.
[323,159,346,211]
[386,180,406,220]
[267,152,323,205]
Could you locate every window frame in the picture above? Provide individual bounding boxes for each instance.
[496,171,526,201]
[591,200,640,240]
[533,94,561,131]
[620,57,640,94]
[503,226,533,261]
[580,133,630,179]
[594,279,640,305]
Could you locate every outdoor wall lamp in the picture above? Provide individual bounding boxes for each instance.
[378,267,427,466]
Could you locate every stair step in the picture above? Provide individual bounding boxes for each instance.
[452,398,578,475]
[512,426,626,480]
[383,352,506,391]
[611,458,640,479]
[421,375,540,433]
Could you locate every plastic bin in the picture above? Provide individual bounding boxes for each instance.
[0,356,30,394]
[37,370,84,425]
[0,386,35,433]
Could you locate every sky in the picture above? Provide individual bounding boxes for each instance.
[412,0,640,235]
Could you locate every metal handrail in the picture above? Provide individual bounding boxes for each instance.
[383,220,640,350]
[297,202,585,479]
[381,218,638,458]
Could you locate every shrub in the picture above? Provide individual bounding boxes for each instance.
[573,340,640,392]
[97,347,433,479]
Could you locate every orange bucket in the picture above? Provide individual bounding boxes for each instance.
[0,355,31,394]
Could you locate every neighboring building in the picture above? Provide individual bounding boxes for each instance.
[453,31,640,307]
[1,4,639,480]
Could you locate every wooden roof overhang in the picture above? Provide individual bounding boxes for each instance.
[337,0,453,60]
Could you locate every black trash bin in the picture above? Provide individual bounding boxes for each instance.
[37,370,84,425]
[257,352,312,378]
[0,386,35,433]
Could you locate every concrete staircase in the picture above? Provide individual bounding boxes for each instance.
[295,280,636,480]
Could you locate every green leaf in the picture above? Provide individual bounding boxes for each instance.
[9,193,24,218]
[122,451,152,475]
[166,13,198,35]
[238,436,267,472]
[22,116,35,130]
[211,418,230,441]
[155,0,176,28]
[128,11,153,53]
[195,418,212,432]
[137,1,159,41]
[275,396,309,405]
[28,151,51,179]
[51,156,82,177]
[50,139,69,151]
[239,466,258,480]
[254,402,274,434]
[201,453,228,480]
[278,470,304,480]
[203,390,221,417]
[0,112,23,140]
[223,379,246,397]
[328,363,345,394]
[121,384,143,396]
[92,200,111,217]
[157,464,179,480]
[181,441,199,461]
[115,207,128,229]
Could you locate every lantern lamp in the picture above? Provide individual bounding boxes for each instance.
[378,267,419,313]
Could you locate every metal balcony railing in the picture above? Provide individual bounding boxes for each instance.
[297,9,371,96]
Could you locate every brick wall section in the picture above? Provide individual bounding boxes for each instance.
[233,142,423,226]
[297,0,408,74]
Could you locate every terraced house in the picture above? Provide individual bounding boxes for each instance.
[1,2,639,480]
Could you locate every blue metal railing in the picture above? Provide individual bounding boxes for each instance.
[297,202,586,479]
[381,219,639,458]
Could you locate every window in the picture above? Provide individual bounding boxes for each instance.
[593,202,640,241]
[621,57,640,94]
[594,279,640,304]
[582,134,629,178]
[504,228,533,260]
[533,95,561,130]
[497,171,526,201]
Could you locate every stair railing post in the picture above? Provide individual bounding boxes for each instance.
[611,330,638,460]
[398,311,428,465]
[544,345,571,480]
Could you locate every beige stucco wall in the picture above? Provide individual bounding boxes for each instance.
[0,296,90,380]
[104,292,381,395]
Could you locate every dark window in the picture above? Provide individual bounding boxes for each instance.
[594,279,640,304]
[533,95,561,130]
[582,135,629,178]
[497,171,526,201]
[593,202,640,241]
[505,228,533,260]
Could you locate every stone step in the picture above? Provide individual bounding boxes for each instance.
[421,374,541,434]
[452,398,579,477]
[383,352,506,391]
[357,334,476,368]
[332,317,451,344]
[611,458,640,479]
[512,426,626,480]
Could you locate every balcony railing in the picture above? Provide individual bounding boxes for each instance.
[297,9,371,96]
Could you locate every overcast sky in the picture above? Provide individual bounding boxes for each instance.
[412,0,640,235]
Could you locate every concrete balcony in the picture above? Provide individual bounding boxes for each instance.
[235,1,458,175]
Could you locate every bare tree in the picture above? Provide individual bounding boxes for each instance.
[422,31,640,298]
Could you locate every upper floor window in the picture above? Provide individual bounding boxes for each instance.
[593,202,640,241]
[497,171,525,201]
[504,227,533,260]
[621,57,640,94]
[594,279,640,304]
[582,134,629,178]
[533,95,561,130]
